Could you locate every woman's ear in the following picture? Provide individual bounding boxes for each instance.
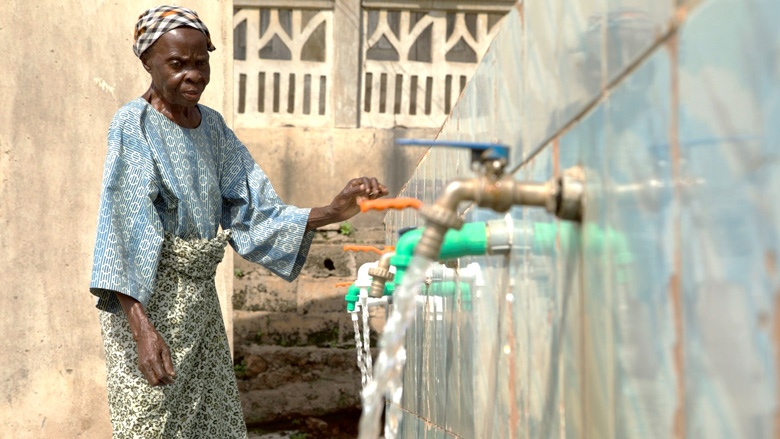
[140,52,153,73]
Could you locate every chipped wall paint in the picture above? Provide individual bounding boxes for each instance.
[92,77,115,98]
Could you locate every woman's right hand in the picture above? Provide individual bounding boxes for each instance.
[115,291,176,386]
[135,323,176,386]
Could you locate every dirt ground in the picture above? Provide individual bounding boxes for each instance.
[247,409,362,439]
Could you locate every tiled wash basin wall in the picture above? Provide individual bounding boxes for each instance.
[384,0,780,437]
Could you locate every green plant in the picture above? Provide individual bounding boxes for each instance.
[339,221,354,236]
[290,433,308,439]
[234,269,245,278]
[233,359,247,378]
[337,391,348,408]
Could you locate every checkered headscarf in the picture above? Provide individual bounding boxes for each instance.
[133,5,216,58]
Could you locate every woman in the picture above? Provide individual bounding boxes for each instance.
[90,6,388,438]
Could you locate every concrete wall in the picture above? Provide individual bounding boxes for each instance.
[0,2,233,437]
[235,127,437,229]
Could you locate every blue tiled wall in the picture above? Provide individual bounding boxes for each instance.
[384,0,780,437]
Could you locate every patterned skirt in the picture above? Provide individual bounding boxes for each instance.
[99,231,247,438]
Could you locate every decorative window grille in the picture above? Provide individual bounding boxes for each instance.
[232,1,512,129]
[360,7,506,128]
[233,5,333,128]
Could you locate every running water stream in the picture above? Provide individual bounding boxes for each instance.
[362,300,373,382]
[358,256,433,439]
[352,315,370,387]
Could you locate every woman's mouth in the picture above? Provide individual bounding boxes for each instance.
[182,90,202,99]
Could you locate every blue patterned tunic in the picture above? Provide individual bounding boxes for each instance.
[90,98,314,311]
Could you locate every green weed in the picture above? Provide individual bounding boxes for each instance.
[339,222,354,236]
[233,359,247,378]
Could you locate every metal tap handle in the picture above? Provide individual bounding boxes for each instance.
[395,139,510,166]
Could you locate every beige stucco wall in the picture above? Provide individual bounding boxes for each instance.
[0,2,233,437]
[235,127,437,229]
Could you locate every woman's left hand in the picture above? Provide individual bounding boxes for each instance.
[328,177,389,222]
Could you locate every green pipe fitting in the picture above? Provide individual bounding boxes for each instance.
[424,281,471,297]
[532,222,581,253]
[439,223,488,260]
[394,228,423,258]
[388,220,633,297]
[533,222,632,264]
[392,223,488,286]
[345,284,360,312]
[533,222,633,285]
[345,282,396,312]
[389,254,411,287]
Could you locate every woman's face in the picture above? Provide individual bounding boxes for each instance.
[142,27,211,107]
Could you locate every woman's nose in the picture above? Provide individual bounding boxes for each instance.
[184,68,204,83]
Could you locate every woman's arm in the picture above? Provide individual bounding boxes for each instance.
[115,292,176,387]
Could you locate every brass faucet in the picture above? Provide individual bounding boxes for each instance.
[397,140,584,260]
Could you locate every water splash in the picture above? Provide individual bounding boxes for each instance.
[359,255,433,439]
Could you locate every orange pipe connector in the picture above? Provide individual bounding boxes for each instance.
[360,197,423,213]
[334,282,353,288]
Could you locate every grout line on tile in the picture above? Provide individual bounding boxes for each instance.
[390,402,467,439]
[509,12,685,177]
